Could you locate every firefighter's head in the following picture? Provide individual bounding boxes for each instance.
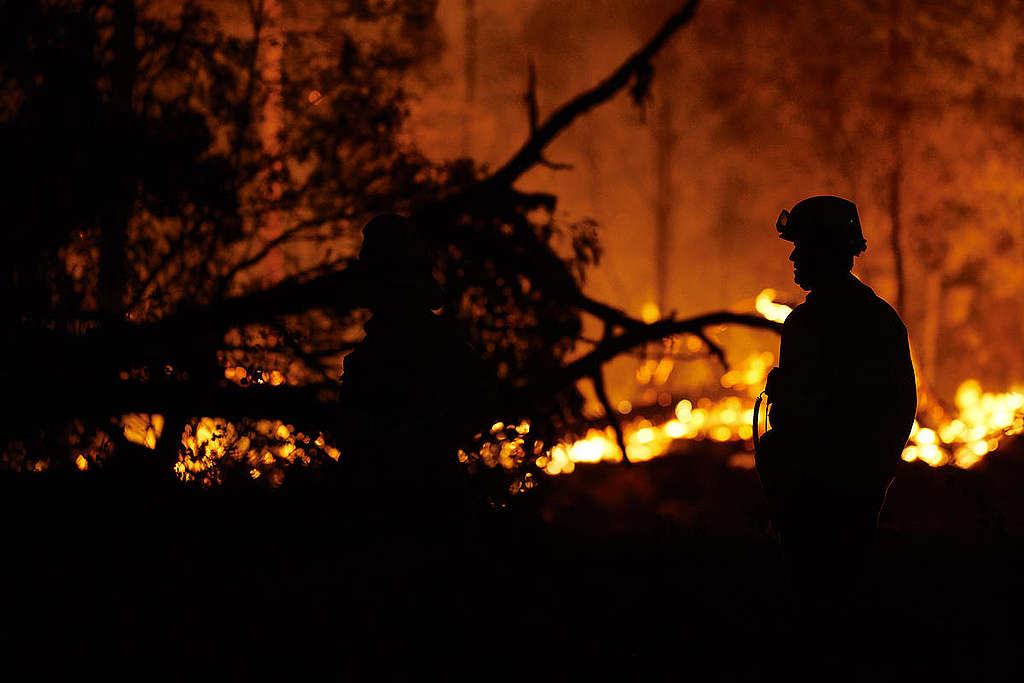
[776,196,866,291]
[352,213,443,310]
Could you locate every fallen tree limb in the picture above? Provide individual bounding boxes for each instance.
[102,0,703,350]
[533,312,781,402]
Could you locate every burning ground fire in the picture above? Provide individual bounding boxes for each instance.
[66,411,341,488]
[473,289,1024,481]
[528,374,1024,477]
[173,417,340,487]
[6,290,1024,484]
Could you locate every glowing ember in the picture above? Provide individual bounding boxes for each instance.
[121,413,164,450]
[223,364,288,387]
[174,416,338,487]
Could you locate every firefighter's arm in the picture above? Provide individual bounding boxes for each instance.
[765,366,831,435]
[768,307,833,433]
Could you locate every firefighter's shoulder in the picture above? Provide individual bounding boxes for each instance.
[780,299,814,334]
[850,277,908,333]
[865,288,908,336]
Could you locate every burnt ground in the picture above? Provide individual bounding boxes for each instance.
[2,441,1023,681]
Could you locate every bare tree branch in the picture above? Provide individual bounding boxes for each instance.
[694,329,727,368]
[524,57,539,133]
[522,58,573,171]
[483,0,700,189]
[533,311,780,400]
[591,356,630,465]
[111,2,703,359]
[538,156,574,171]
[14,1,721,443]
[216,221,323,295]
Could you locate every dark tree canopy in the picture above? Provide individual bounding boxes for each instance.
[0,0,777,487]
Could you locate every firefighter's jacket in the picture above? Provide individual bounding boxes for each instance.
[334,303,492,527]
[758,273,917,504]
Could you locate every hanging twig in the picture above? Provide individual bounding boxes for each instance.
[483,0,700,189]
[523,57,574,171]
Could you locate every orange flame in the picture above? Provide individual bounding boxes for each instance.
[530,290,1022,477]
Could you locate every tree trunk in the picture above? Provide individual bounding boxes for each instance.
[887,0,906,317]
[652,77,676,314]
[888,152,906,316]
[462,0,477,157]
[919,268,943,392]
[258,0,285,287]
[98,0,138,319]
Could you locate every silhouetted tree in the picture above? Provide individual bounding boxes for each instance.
[1,0,779,485]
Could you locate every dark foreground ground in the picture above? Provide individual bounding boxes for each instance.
[2,441,1023,681]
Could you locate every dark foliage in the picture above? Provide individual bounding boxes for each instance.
[0,1,774,489]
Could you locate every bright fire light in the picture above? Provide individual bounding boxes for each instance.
[901,380,1024,469]
[755,288,793,323]
[526,290,1024,477]
[7,289,1023,484]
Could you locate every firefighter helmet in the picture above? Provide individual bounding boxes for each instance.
[776,196,866,256]
[351,213,443,309]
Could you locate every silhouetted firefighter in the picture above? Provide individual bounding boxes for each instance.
[754,196,916,609]
[335,214,490,538]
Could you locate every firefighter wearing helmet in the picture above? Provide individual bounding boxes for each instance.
[755,196,916,601]
[336,214,489,538]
